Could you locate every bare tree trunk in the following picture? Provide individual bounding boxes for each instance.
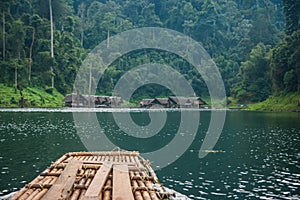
[79,3,85,47]
[49,0,54,88]
[15,66,17,88]
[49,0,54,58]
[51,66,54,88]
[81,28,84,47]
[28,30,35,82]
[88,63,92,107]
[107,28,110,48]
[2,10,5,61]
[15,45,21,89]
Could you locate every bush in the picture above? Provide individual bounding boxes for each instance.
[45,87,53,94]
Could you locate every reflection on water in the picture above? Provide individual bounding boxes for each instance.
[0,110,299,199]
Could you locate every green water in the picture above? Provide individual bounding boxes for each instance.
[0,110,299,199]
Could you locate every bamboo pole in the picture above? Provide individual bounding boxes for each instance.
[78,169,96,199]
[31,188,48,200]
[131,176,154,181]
[26,189,43,199]
[9,187,28,199]
[92,155,98,161]
[18,176,49,200]
[68,151,139,157]
[78,178,90,199]
[132,179,143,200]
[53,154,68,165]
[129,155,134,163]
[31,165,64,199]
[142,171,159,200]
[103,179,112,200]
[104,155,109,162]
[70,177,86,200]
[26,177,53,200]
[100,156,105,161]
[135,171,151,200]
[65,155,74,162]
[31,174,59,200]
[145,162,159,183]
[10,176,44,200]
[96,155,102,161]
[40,172,61,177]
[84,169,94,187]
[78,156,85,161]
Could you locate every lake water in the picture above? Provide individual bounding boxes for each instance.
[0,109,299,199]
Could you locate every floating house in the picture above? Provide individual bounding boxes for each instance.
[63,93,89,107]
[140,96,206,108]
[64,94,123,108]
[150,98,170,108]
[109,96,123,107]
[140,99,154,108]
[169,96,206,108]
[94,96,110,107]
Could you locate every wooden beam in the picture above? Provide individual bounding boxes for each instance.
[41,160,81,200]
[113,165,134,200]
[68,151,140,157]
[84,163,112,200]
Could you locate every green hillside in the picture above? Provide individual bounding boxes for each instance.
[0,84,64,107]
[0,0,299,110]
[249,93,300,112]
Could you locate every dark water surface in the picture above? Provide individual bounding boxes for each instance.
[0,110,299,199]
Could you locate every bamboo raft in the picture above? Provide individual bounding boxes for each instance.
[10,151,175,200]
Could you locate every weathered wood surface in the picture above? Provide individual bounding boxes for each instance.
[41,160,81,200]
[113,164,134,200]
[9,151,175,200]
[84,163,112,200]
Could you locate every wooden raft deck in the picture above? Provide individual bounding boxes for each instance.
[10,151,174,200]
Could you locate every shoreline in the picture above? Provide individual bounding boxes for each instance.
[0,107,298,113]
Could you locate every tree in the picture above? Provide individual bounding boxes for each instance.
[77,2,86,47]
[282,0,300,35]
[272,30,300,93]
[49,0,54,89]
[7,19,25,88]
[139,3,162,27]
[27,27,34,82]
[0,0,14,61]
[2,9,5,61]
[232,43,272,102]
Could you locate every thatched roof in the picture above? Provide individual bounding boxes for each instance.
[63,93,88,103]
[152,98,169,105]
[109,96,123,105]
[169,96,206,106]
[140,99,154,106]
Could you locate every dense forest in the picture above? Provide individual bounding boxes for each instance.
[0,0,299,105]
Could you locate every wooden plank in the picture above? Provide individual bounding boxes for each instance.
[113,164,134,200]
[84,163,112,200]
[41,160,81,200]
[68,151,140,157]
[81,160,137,166]
[53,154,68,165]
